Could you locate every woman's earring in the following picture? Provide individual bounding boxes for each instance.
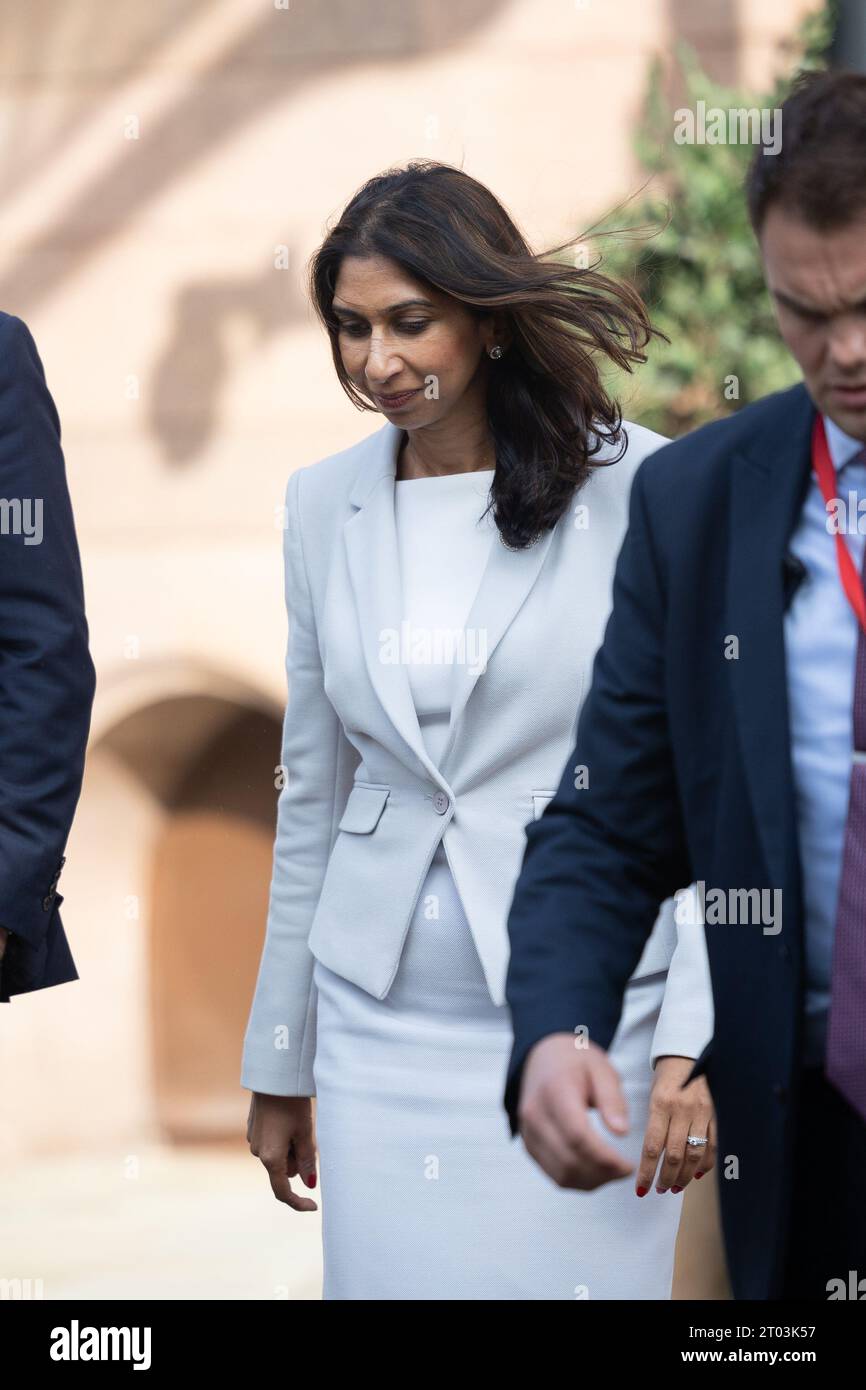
[489,344,503,359]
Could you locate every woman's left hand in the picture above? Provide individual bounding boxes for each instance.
[635,1054,716,1198]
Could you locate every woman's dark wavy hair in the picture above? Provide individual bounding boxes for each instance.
[308,159,661,549]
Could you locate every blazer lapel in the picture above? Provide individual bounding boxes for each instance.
[344,422,445,786]
[725,383,814,890]
[438,524,556,771]
[343,420,557,784]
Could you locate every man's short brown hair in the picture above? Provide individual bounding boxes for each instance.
[746,68,866,233]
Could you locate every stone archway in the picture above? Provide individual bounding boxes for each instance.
[93,678,282,1142]
[148,705,279,1140]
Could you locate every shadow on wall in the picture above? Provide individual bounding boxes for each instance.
[668,0,740,86]
[1,0,508,465]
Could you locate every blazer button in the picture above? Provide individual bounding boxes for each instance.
[432,790,450,814]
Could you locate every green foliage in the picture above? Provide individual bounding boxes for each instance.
[591,1,837,436]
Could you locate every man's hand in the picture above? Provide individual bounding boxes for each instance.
[516,1033,634,1189]
[635,1055,716,1197]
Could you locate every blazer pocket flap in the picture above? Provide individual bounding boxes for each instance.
[531,790,555,820]
[338,784,390,834]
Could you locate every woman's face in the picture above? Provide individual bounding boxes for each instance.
[332,254,495,425]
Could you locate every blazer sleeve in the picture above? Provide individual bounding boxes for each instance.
[0,314,96,997]
[648,886,714,1066]
[503,458,692,1135]
[240,466,356,1096]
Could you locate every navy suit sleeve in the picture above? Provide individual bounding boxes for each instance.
[0,314,96,998]
[503,459,691,1134]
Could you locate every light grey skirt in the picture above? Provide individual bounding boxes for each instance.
[312,843,681,1300]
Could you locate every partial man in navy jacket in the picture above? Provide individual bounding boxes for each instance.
[0,313,96,1002]
[504,69,866,1300]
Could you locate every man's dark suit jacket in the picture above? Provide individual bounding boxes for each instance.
[0,313,96,1002]
[504,381,821,1301]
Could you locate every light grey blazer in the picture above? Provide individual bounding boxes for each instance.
[240,418,713,1096]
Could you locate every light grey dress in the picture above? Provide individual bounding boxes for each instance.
[312,467,683,1299]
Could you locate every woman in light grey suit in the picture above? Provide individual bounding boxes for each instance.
[242,160,716,1299]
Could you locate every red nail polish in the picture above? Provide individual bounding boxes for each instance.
[694,1171,704,1180]
[304,1172,317,1188]
[671,1185,682,1193]
[636,1186,648,1197]
[656,1186,667,1193]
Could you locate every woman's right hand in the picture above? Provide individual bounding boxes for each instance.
[247,1092,319,1211]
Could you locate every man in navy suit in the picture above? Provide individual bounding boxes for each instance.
[504,69,866,1300]
[0,313,96,1003]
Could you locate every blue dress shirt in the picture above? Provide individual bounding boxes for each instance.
[784,415,866,1066]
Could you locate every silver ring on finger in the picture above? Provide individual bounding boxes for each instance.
[686,1135,708,1147]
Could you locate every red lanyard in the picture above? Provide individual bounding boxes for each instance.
[812,413,866,635]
